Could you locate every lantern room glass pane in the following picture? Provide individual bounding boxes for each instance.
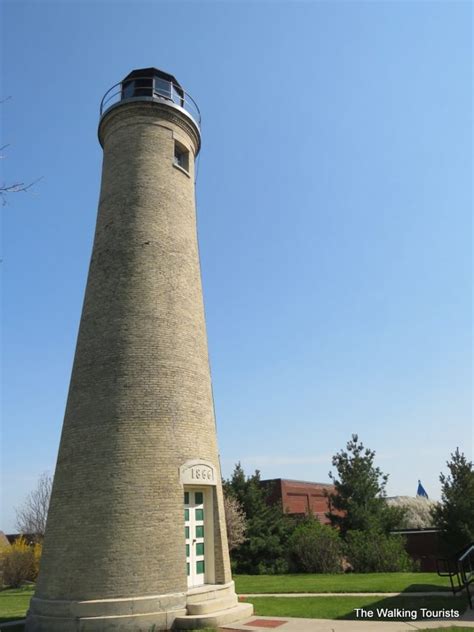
[172,84,184,107]
[122,77,153,99]
[154,77,172,100]
[122,80,134,99]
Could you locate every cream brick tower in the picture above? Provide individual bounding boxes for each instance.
[26,68,252,631]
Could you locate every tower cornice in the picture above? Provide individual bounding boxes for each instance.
[98,100,201,156]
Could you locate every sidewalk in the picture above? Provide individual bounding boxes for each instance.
[220,592,474,631]
[220,615,474,631]
[0,616,472,631]
[1,600,473,632]
[240,592,455,597]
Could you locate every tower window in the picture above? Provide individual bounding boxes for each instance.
[174,141,189,173]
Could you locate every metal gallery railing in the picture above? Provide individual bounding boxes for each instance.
[437,541,474,608]
[100,76,201,127]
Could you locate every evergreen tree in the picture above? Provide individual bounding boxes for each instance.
[432,448,474,555]
[327,434,404,536]
[223,463,293,574]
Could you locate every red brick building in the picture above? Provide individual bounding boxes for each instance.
[261,478,335,523]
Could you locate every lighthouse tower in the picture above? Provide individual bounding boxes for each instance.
[26,68,252,631]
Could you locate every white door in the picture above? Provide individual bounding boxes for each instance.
[184,489,206,587]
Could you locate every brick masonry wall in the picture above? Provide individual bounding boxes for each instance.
[262,479,335,523]
[34,101,231,604]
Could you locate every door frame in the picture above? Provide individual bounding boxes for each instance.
[184,485,215,587]
[180,460,218,588]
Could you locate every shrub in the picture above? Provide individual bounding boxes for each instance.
[289,517,342,573]
[345,529,414,572]
[0,536,42,587]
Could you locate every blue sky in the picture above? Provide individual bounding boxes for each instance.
[1,0,472,532]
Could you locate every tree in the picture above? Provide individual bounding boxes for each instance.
[327,434,404,536]
[1,96,42,205]
[0,178,41,205]
[223,463,293,574]
[15,472,52,542]
[223,491,247,551]
[432,448,474,555]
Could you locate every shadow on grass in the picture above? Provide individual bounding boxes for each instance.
[0,616,25,623]
[402,583,452,593]
[0,622,25,632]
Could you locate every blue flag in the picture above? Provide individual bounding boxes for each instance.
[417,480,429,499]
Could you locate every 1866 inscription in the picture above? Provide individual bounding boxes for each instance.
[190,465,214,481]
[180,460,216,485]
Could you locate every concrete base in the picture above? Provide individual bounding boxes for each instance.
[174,603,253,629]
[25,582,252,631]
[173,581,254,629]
[25,591,188,631]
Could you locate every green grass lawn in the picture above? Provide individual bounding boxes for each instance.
[0,584,469,632]
[248,595,467,620]
[234,572,453,594]
[0,586,33,624]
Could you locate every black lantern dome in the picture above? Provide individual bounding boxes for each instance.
[100,67,200,129]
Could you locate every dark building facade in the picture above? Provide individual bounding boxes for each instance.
[391,529,442,572]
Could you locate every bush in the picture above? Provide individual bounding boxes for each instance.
[289,517,342,573]
[0,536,42,587]
[345,529,414,572]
